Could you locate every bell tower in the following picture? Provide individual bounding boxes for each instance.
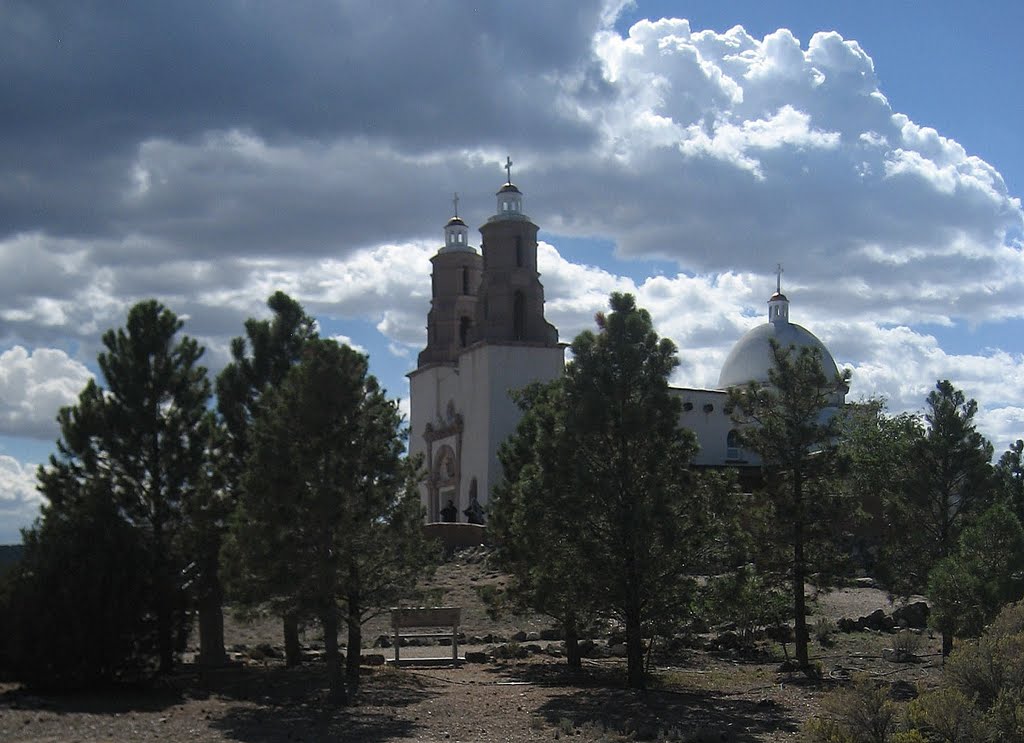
[418,194,483,366]
[474,157,559,346]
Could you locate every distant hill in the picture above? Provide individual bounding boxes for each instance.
[0,544,24,576]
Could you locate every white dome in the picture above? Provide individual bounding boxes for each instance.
[718,321,839,389]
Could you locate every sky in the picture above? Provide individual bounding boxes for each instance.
[1,1,1023,543]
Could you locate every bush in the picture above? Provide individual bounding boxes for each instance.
[4,492,188,690]
[889,631,923,661]
[910,600,1024,742]
[802,676,899,743]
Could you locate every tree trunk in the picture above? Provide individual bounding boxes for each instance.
[346,577,362,697]
[941,631,953,658]
[346,610,362,697]
[564,616,581,669]
[793,474,809,669]
[322,612,346,705]
[197,589,227,666]
[283,614,301,667]
[618,609,643,691]
[197,552,227,666]
[154,522,174,674]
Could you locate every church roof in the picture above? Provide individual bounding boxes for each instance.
[446,216,467,227]
[718,321,838,389]
[498,182,521,194]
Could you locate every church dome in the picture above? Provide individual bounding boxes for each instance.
[718,275,840,390]
[717,321,839,389]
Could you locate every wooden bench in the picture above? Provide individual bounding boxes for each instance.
[390,607,461,664]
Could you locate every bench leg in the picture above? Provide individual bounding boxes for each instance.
[452,625,458,661]
[394,627,400,665]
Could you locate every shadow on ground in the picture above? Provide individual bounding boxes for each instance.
[483,661,800,741]
[204,664,431,743]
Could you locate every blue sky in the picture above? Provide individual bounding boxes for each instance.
[1,1,1022,543]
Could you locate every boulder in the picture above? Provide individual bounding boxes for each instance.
[464,651,489,663]
[539,628,563,641]
[893,601,929,629]
[511,630,528,643]
[360,654,386,666]
[525,631,541,642]
[860,609,888,631]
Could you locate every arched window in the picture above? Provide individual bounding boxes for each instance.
[726,430,742,461]
[515,236,523,268]
[459,316,471,348]
[462,266,469,295]
[513,291,525,340]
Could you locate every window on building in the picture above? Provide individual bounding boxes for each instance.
[515,236,523,267]
[459,316,471,348]
[726,429,742,461]
[462,266,469,295]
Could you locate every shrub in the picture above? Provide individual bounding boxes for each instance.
[815,617,837,647]
[5,491,188,690]
[889,631,923,661]
[802,676,899,743]
[909,601,1024,742]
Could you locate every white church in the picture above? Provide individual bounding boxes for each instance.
[408,167,843,523]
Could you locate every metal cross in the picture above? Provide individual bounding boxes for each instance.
[504,156,513,184]
[776,263,784,293]
[452,192,459,218]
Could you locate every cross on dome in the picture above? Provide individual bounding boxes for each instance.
[504,156,513,184]
[776,263,783,294]
[452,192,459,218]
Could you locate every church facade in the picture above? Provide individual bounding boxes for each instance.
[408,171,843,523]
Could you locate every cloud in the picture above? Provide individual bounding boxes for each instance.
[0,346,93,439]
[0,4,1023,458]
[0,454,41,543]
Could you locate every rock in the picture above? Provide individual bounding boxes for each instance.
[360,654,386,666]
[859,608,889,631]
[854,577,877,588]
[577,639,597,657]
[893,601,929,629]
[374,634,392,648]
[511,630,528,643]
[837,617,859,633]
[539,628,563,641]
[544,643,564,657]
[713,630,743,650]
[464,651,489,663]
[255,642,281,659]
[525,631,541,642]
[523,643,543,654]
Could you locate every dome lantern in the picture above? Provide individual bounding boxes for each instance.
[493,156,525,219]
[768,263,789,323]
[440,192,473,253]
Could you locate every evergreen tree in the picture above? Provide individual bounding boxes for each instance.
[37,300,210,673]
[885,380,994,656]
[226,339,431,703]
[214,291,318,666]
[490,380,595,668]
[500,293,708,689]
[837,399,922,576]
[995,439,1024,522]
[928,504,1024,648]
[727,339,852,668]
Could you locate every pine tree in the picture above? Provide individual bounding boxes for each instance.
[490,380,595,668]
[884,381,994,656]
[226,339,432,703]
[38,300,210,674]
[995,439,1024,523]
[214,291,318,666]
[728,339,851,669]
[499,293,709,689]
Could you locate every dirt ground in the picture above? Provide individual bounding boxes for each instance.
[0,553,943,742]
